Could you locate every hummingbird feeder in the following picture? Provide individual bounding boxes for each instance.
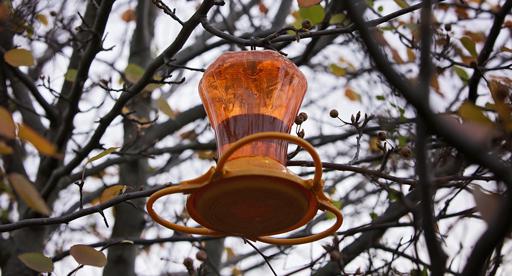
[146,51,343,245]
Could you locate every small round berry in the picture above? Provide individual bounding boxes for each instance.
[329,109,339,118]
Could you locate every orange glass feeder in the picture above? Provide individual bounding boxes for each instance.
[146,51,343,245]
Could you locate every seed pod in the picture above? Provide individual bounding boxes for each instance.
[329,109,339,118]
[298,112,308,122]
[294,115,304,125]
[196,250,208,262]
[399,146,412,158]
[301,19,312,30]
[377,131,387,141]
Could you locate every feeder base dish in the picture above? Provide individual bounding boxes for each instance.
[187,174,317,237]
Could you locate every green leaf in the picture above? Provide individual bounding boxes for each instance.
[387,189,400,202]
[329,13,345,25]
[18,252,53,273]
[88,147,119,163]
[458,101,493,126]
[124,63,145,83]
[325,200,342,220]
[299,4,325,25]
[70,244,107,267]
[328,64,345,76]
[369,211,378,220]
[65,69,78,82]
[460,36,478,58]
[375,95,385,101]
[453,66,469,82]
[156,97,177,119]
[64,69,78,82]
[393,0,409,8]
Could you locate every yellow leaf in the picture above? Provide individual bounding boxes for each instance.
[0,106,16,139]
[344,87,360,102]
[35,13,48,26]
[121,9,136,22]
[18,252,53,273]
[328,64,345,76]
[8,173,51,216]
[225,247,236,261]
[0,141,13,154]
[3,48,35,67]
[156,97,177,119]
[369,137,382,153]
[231,267,242,276]
[406,48,416,62]
[87,147,119,163]
[18,124,59,157]
[70,245,107,267]
[99,185,126,204]
[457,101,493,126]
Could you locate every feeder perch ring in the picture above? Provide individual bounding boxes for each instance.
[146,132,343,245]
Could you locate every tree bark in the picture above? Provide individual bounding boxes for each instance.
[103,1,155,275]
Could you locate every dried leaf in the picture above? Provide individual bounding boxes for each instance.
[258,2,268,14]
[471,185,501,225]
[35,13,48,26]
[406,48,416,62]
[121,9,136,22]
[0,141,13,154]
[390,48,404,64]
[88,147,119,163]
[225,247,236,261]
[3,48,35,67]
[0,106,16,139]
[297,0,321,8]
[430,74,443,97]
[18,252,53,273]
[18,124,59,157]
[197,150,215,160]
[70,244,107,267]
[344,87,361,102]
[8,173,50,216]
[156,97,177,119]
